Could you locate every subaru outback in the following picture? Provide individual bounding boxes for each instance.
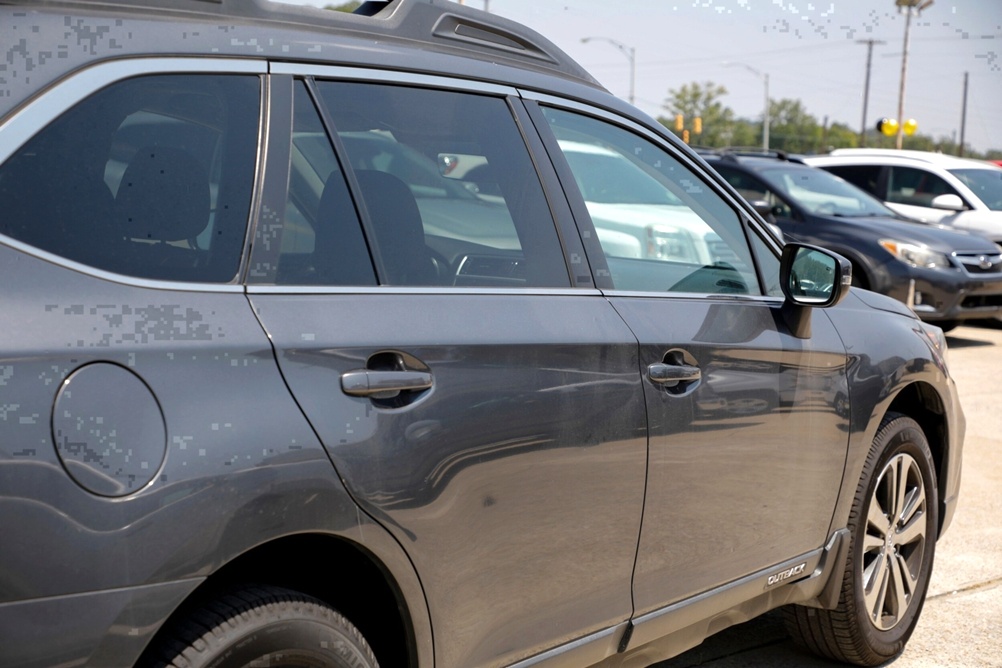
[0,1,964,667]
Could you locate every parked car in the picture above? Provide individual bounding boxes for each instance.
[0,2,965,667]
[703,149,1002,331]
[803,148,1002,244]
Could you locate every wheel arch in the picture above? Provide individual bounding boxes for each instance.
[885,380,952,538]
[136,533,420,668]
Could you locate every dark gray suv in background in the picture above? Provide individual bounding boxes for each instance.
[0,1,964,667]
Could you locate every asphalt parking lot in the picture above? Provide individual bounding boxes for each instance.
[652,321,1002,668]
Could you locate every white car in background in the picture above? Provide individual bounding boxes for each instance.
[804,149,1002,244]
[557,141,734,265]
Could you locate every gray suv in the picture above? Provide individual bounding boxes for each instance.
[0,1,965,667]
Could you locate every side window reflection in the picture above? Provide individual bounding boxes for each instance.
[541,107,761,296]
[254,80,377,286]
[316,82,570,288]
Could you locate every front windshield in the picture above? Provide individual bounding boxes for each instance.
[950,168,1002,211]
[759,165,899,217]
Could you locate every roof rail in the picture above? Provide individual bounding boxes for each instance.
[701,147,810,164]
[6,0,600,87]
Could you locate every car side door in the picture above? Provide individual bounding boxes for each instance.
[526,99,851,622]
[245,71,648,668]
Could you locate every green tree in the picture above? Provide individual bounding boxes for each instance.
[658,81,735,147]
[727,119,760,149]
[768,99,819,153]
[656,81,1001,157]
[819,122,858,154]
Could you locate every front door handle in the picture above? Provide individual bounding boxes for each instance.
[648,362,701,388]
[341,370,433,398]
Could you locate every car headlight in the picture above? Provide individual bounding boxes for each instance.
[878,239,952,269]
[646,225,697,263]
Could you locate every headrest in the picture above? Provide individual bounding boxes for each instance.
[117,146,210,242]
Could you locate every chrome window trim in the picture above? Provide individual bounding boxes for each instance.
[269,62,517,96]
[603,289,780,304]
[0,57,267,164]
[247,285,602,297]
[0,237,244,293]
[519,90,658,144]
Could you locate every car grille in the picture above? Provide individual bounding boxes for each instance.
[955,252,1002,274]
[961,294,1002,308]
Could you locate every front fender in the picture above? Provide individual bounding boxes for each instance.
[823,292,964,540]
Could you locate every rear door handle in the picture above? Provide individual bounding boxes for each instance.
[341,370,433,397]
[648,362,701,387]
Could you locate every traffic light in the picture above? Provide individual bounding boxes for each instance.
[682,129,690,144]
[675,114,684,132]
[693,117,702,135]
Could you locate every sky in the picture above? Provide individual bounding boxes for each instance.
[275,0,1002,154]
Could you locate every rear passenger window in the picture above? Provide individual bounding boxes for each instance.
[540,107,760,295]
[824,164,882,197]
[253,80,377,286]
[0,75,260,283]
[887,166,956,207]
[314,82,570,288]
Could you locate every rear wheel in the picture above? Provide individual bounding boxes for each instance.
[153,585,378,668]
[784,413,938,666]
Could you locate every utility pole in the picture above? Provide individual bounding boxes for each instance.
[723,62,769,150]
[856,39,885,147]
[959,71,968,157]
[894,0,933,149]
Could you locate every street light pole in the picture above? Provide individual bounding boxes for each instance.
[581,36,636,106]
[725,62,769,151]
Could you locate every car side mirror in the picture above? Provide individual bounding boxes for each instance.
[779,243,852,338]
[930,193,966,212]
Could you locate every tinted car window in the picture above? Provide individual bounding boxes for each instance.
[0,74,259,282]
[887,166,956,207]
[823,164,882,197]
[541,107,759,295]
[759,165,895,217]
[710,167,793,219]
[252,80,378,286]
[316,82,570,288]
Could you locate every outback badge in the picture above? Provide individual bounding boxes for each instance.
[767,562,807,587]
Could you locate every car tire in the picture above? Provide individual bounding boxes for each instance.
[152,585,379,668]
[784,413,938,666]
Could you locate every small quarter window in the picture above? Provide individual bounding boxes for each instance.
[0,74,260,282]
